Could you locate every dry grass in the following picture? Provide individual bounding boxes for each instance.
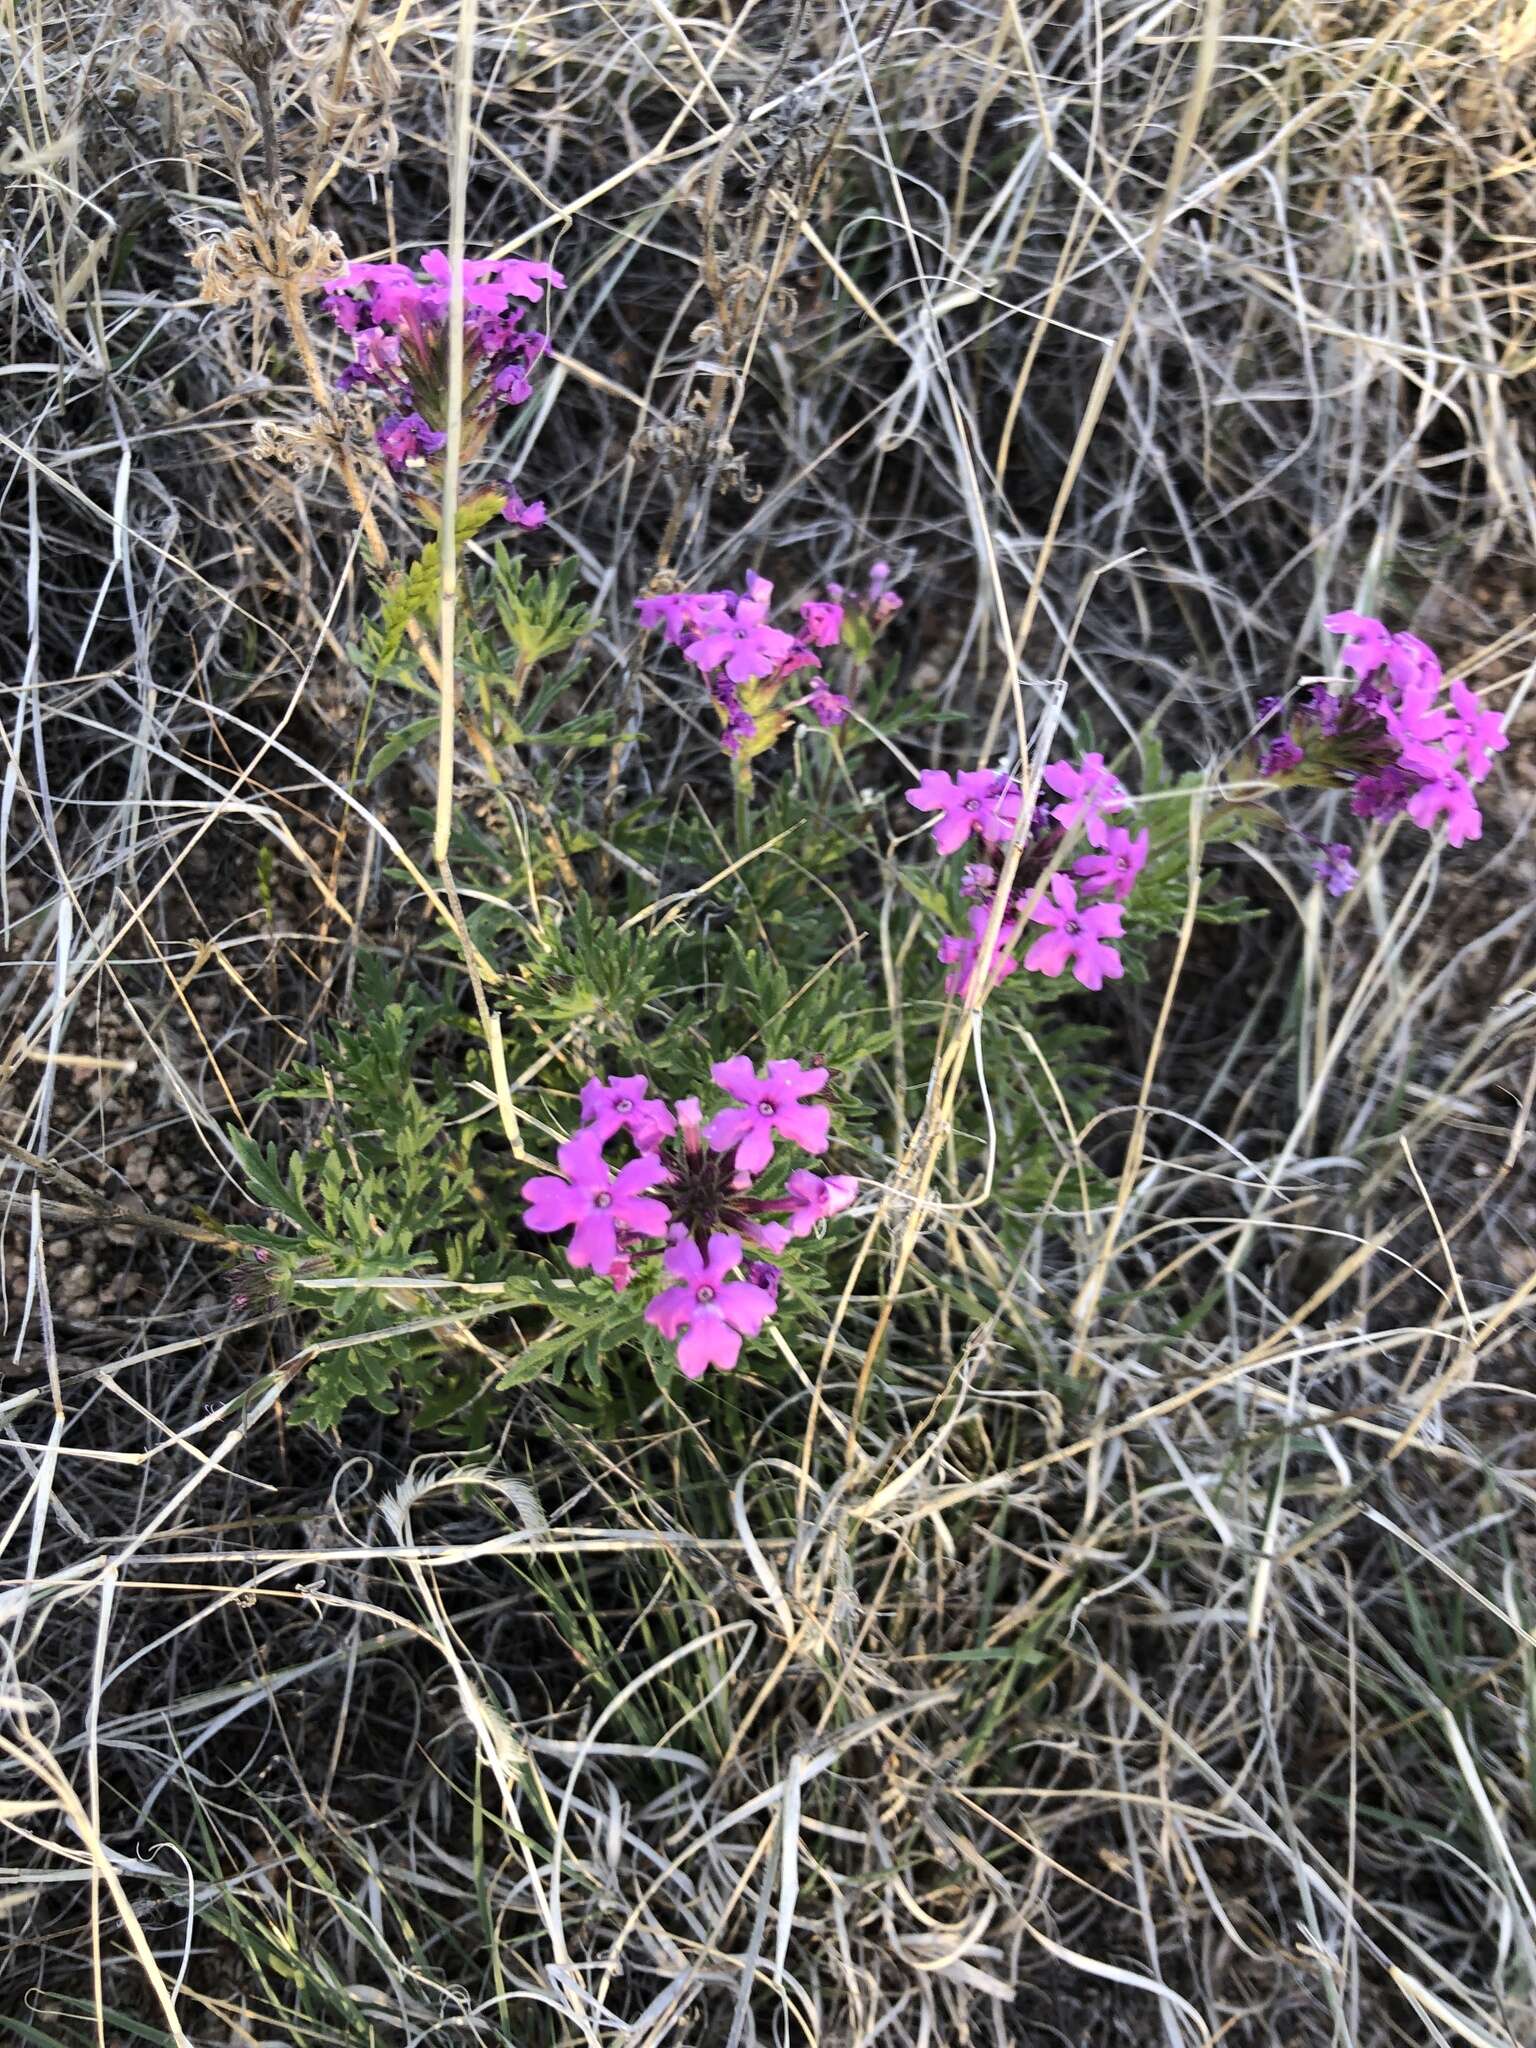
[3,0,1536,2043]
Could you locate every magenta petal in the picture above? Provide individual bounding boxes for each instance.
[774,1102,829,1155]
[706,1106,756,1154]
[701,1231,744,1285]
[711,1055,760,1103]
[744,1220,792,1253]
[556,1127,610,1183]
[731,1124,776,1175]
[931,811,972,856]
[1324,608,1380,637]
[612,1156,670,1198]
[713,1281,774,1337]
[633,1104,676,1150]
[521,1177,587,1231]
[770,1060,828,1098]
[645,1283,695,1339]
[618,1194,671,1241]
[662,1235,706,1282]
[568,1211,619,1271]
[1024,931,1073,979]
[676,1315,742,1378]
[686,630,734,672]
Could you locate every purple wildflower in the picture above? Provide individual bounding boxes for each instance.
[808,686,851,728]
[1313,843,1358,896]
[634,572,856,760]
[645,1232,778,1379]
[866,561,902,620]
[502,492,547,529]
[1303,685,1343,735]
[520,1128,671,1276]
[744,1258,782,1305]
[1042,753,1128,848]
[1325,609,1396,681]
[707,1056,831,1174]
[684,574,805,684]
[937,906,1021,999]
[375,411,447,471]
[1326,609,1445,697]
[1073,825,1149,903]
[906,769,1024,855]
[781,1169,859,1238]
[578,1075,676,1151]
[1384,683,1449,750]
[1260,735,1306,777]
[1023,875,1125,992]
[828,561,903,625]
[323,248,562,479]
[1350,764,1420,822]
[709,673,759,755]
[633,591,698,644]
[1382,632,1442,696]
[1404,760,1483,846]
[800,599,844,648]
[1441,679,1508,782]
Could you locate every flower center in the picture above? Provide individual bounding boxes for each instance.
[697,1285,716,1304]
[615,1098,633,1113]
[964,798,980,812]
[592,1192,611,1209]
[1065,921,1080,936]
[758,1100,777,1118]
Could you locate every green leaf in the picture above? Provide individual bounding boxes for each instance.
[363,714,439,785]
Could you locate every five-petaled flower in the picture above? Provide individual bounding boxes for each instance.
[1073,825,1149,903]
[520,1129,670,1275]
[1404,759,1482,846]
[634,562,888,763]
[707,1056,831,1175]
[644,1232,779,1379]
[1042,754,1127,848]
[684,574,804,684]
[1024,875,1125,991]
[1237,612,1511,890]
[578,1075,677,1151]
[906,769,1023,855]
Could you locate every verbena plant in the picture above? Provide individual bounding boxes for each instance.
[231,247,1509,1440]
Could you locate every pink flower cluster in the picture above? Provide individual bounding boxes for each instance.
[907,755,1148,998]
[634,563,901,757]
[1251,613,1508,883]
[324,248,563,522]
[520,1062,857,1381]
